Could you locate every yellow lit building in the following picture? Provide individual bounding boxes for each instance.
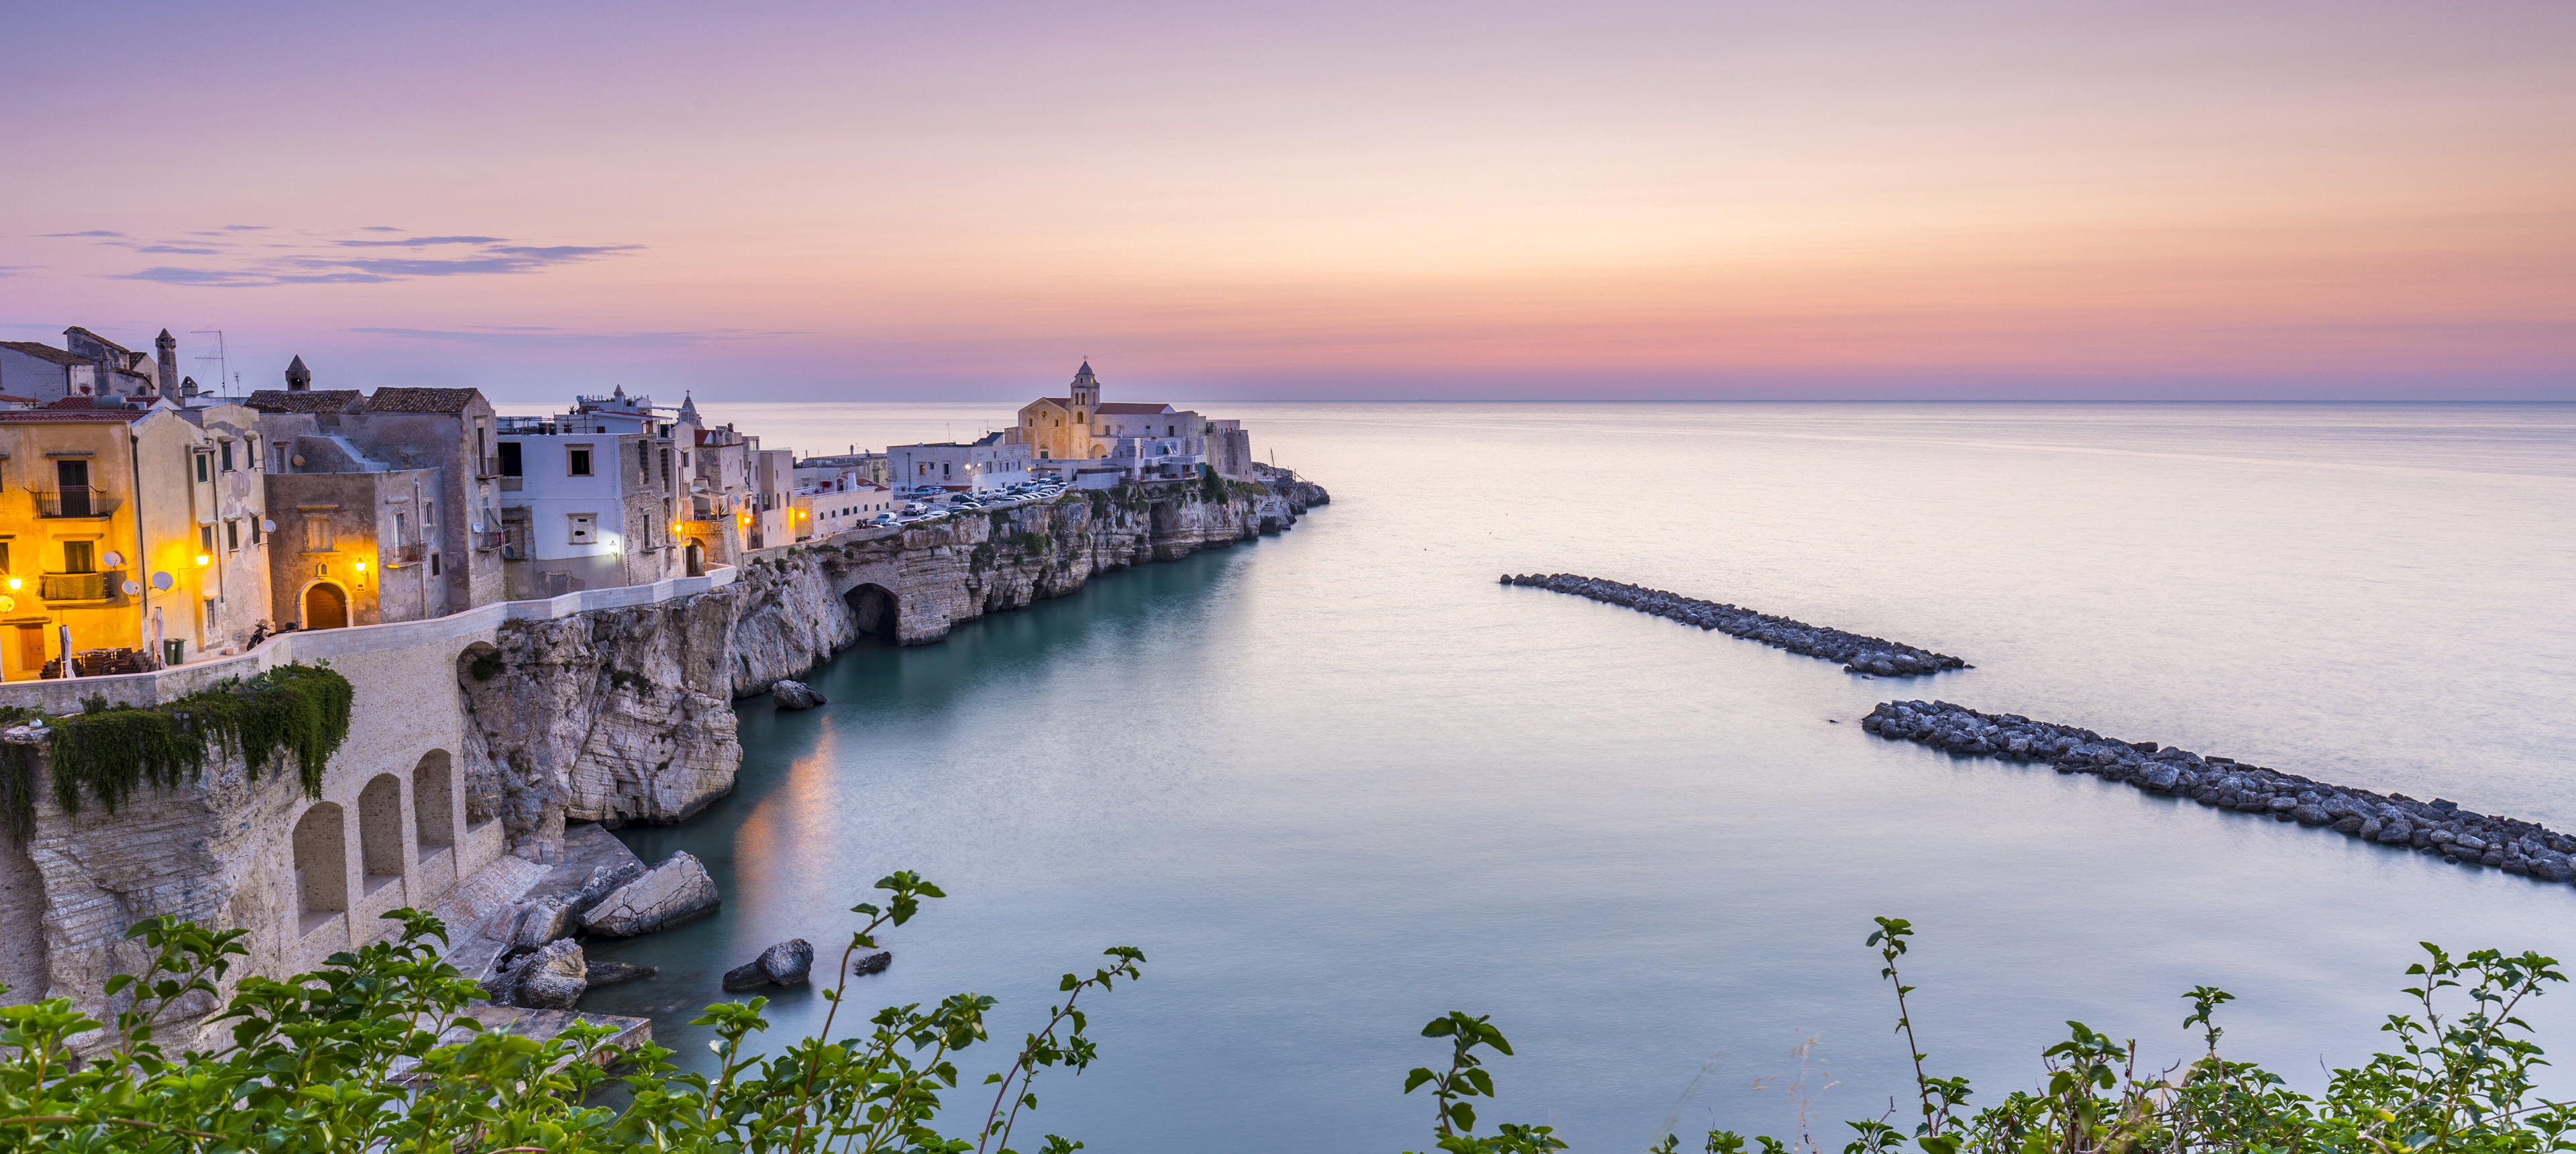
[0,397,272,678]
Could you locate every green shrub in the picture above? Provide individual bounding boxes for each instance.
[1404,919,2576,1154]
[0,872,1142,1154]
[9,663,354,839]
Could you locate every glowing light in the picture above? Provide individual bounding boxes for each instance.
[4,578,17,590]
[195,554,211,567]
[354,561,368,572]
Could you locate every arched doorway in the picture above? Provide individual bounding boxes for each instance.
[305,582,349,630]
[356,774,405,897]
[844,583,897,638]
[684,541,704,577]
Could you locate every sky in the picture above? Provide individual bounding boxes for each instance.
[2,1,2571,403]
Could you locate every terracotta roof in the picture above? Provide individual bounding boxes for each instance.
[0,341,90,367]
[244,388,364,413]
[0,406,151,424]
[362,386,485,413]
[1095,402,1175,414]
[44,395,139,411]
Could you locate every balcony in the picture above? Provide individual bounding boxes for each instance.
[31,488,121,519]
[472,528,508,551]
[386,542,427,567]
[477,456,503,479]
[40,570,123,602]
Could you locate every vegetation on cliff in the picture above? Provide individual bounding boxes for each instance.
[0,663,353,841]
[0,872,1140,1154]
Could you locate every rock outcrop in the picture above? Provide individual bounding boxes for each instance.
[460,473,1328,855]
[1863,700,2576,883]
[722,938,815,991]
[852,949,892,977]
[582,851,720,938]
[1503,573,1968,676]
[770,680,824,710]
[513,939,590,1010]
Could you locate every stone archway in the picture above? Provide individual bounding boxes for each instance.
[291,802,348,935]
[414,751,455,854]
[844,583,898,638]
[304,582,349,630]
[356,774,405,898]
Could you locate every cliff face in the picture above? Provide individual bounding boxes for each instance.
[464,477,1326,853]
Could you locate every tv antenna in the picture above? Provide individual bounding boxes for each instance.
[190,330,229,396]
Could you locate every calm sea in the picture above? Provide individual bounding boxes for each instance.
[582,402,2576,1153]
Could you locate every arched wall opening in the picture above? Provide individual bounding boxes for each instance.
[356,774,405,895]
[844,583,898,638]
[291,802,347,934]
[415,751,455,853]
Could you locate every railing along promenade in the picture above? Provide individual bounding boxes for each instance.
[0,564,740,713]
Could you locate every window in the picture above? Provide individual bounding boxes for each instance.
[1075,410,1085,422]
[567,445,593,477]
[568,513,596,544]
[64,541,95,574]
[246,436,258,468]
[205,598,216,631]
[392,513,408,546]
[638,441,651,483]
[0,543,10,573]
[423,501,435,527]
[195,454,210,483]
[429,554,441,576]
[201,525,215,553]
[250,519,263,545]
[221,441,235,472]
[225,520,239,551]
[304,517,333,553]
[275,444,290,472]
[498,441,523,477]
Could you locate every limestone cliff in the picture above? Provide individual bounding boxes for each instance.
[463,476,1326,855]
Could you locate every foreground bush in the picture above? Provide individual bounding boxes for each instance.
[1402,919,2574,1154]
[0,872,1140,1153]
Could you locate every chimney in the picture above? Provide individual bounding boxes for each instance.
[155,329,179,400]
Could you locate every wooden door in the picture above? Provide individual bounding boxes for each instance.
[304,582,348,630]
[15,626,42,672]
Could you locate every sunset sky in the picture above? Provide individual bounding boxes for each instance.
[3,1,2571,401]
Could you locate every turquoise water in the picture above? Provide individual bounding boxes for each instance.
[587,402,2576,1152]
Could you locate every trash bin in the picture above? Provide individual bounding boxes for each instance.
[163,639,185,667]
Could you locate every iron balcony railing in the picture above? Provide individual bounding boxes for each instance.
[40,570,123,602]
[32,487,121,518]
[387,542,427,566]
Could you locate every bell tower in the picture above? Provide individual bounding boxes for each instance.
[284,354,311,390]
[1069,360,1099,413]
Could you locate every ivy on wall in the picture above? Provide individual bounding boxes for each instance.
[0,663,354,842]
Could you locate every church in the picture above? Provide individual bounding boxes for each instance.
[1008,361,1257,480]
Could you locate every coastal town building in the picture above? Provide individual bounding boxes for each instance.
[245,364,508,629]
[0,395,273,678]
[0,326,180,403]
[887,434,1031,492]
[494,388,681,596]
[1004,360,1239,481]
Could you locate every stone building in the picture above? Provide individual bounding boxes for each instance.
[246,369,508,627]
[0,325,174,403]
[1005,361,1243,479]
[887,433,1032,492]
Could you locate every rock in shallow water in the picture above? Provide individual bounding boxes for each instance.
[582,851,721,938]
[771,680,826,709]
[585,960,659,988]
[515,939,589,1010]
[723,938,816,992]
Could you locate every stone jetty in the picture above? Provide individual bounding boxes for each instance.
[1500,573,1969,676]
[1862,700,2576,883]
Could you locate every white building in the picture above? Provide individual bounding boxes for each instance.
[887,434,1031,492]
[494,387,682,596]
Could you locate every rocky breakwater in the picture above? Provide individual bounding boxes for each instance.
[1501,573,1969,676]
[1862,700,2576,883]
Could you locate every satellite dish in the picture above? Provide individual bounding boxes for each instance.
[151,572,174,590]
[122,580,142,596]
[101,551,123,567]
[261,519,277,533]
